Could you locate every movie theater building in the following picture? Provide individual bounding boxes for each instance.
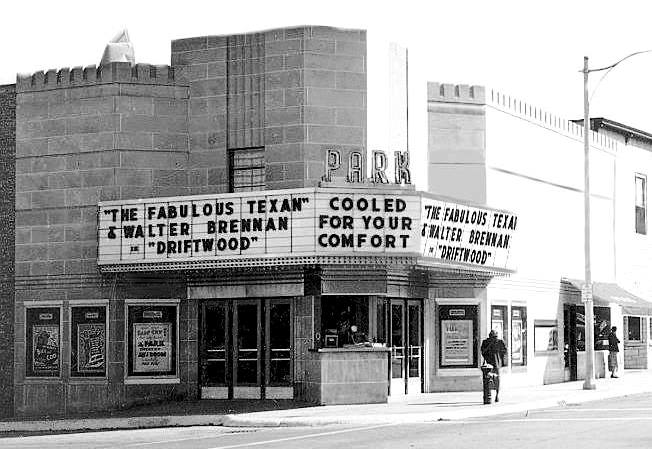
[0,26,525,417]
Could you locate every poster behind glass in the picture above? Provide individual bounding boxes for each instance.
[26,307,60,377]
[72,306,107,377]
[511,306,527,366]
[441,319,474,366]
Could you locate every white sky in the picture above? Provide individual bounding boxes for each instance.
[3,0,652,188]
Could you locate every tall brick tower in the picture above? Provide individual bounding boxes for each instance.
[171,25,367,191]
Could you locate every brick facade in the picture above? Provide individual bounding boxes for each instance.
[0,84,16,417]
[9,25,368,416]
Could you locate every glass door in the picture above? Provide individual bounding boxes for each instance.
[200,301,229,399]
[407,300,422,394]
[265,299,293,399]
[233,301,262,399]
[390,299,423,396]
[390,301,405,395]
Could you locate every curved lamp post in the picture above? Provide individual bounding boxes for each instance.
[581,51,652,390]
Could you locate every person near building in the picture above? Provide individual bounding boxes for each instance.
[481,329,507,402]
[608,326,620,378]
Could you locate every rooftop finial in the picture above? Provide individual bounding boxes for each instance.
[100,29,135,66]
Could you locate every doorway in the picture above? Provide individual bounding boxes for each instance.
[200,299,292,399]
[563,304,579,381]
[390,299,423,396]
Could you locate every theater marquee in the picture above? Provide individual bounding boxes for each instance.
[98,188,518,271]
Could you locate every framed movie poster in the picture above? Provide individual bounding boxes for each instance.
[511,306,527,366]
[441,319,474,366]
[133,323,172,373]
[26,307,61,377]
[127,305,177,377]
[71,306,107,377]
[438,304,478,368]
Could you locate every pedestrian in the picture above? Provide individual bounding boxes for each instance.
[608,326,620,378]
[481,329,507,402]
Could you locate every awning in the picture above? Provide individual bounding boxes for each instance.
[562,279,652,316]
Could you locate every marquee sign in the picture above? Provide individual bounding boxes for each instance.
[419,197,517,270]
[98,188,518,271]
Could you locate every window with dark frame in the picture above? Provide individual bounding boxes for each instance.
[71,306,107,377]
[627,316,642,341]
[491,305,508,366]
[511,306,527,366]
[229,147,265,192]
[320,297,369,348]
[127,305,177,377]
[635,174,647,234]
[438,304,478,368]
[26,307,61,378]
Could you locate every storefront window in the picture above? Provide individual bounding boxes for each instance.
[491,306,508,366]
[71,306,107,377]
[534,320,558,352]
[375,298,387,344]
[573,306,611,351]
[438,304,478,368]
[127,305,177,377]
[594,306,611,350]
[627,316,642,341]
[511,306,527,366]
[26,307,61,378]
[321,297,369,347]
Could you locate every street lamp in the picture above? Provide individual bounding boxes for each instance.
[581,51,652,390]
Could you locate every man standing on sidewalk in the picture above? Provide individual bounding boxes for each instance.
[608,326,620,378]
[481,330,507,402]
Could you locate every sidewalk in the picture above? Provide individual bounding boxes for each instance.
[2,370,652,433]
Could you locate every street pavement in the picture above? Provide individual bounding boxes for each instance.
[2,369,652,433]
[3,394,652,448]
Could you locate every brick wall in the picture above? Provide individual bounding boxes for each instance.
[624,316,648,369]
[14,63,191,415]
[0,84,16,417]
[171,26,367,191]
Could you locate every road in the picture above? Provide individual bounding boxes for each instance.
[3,393,652,449]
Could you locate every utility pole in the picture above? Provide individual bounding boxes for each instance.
[582,56,596,390]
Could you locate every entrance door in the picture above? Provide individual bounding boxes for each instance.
[200,299,292,399]
[564,305,578,381]
[390,299,422,396]
[233,300,262,398]
[264,299,293,399]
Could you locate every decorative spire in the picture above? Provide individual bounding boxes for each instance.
[100,29,135,66]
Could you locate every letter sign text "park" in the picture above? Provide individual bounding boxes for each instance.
[322,149,411,185]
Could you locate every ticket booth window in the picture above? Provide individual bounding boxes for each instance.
[438,304,478,368]
[127,305,178,377]
[321,297,369,347]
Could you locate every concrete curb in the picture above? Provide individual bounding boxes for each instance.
[221,388,649,427]
[0,386,649,433]
[0,415,225,433]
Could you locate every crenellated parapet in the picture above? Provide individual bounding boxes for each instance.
[16,62,177,93]
[428,82,618,152]
[427,82,485,105]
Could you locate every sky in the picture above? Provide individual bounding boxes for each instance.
[3,0,652,187]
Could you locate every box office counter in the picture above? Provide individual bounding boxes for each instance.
[301,346,391,405]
